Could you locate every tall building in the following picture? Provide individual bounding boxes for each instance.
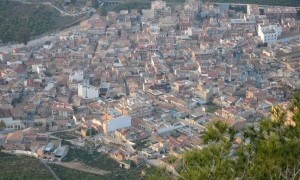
[258,24,282,43]
[78,78,99,99]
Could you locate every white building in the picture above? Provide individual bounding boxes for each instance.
[1,117,23,130]
[78,80,99,99]
[230,16,256,24]
[37,66,46,74]
[0,109,23,130]
[258,24,282,43]
[157,122,185,134]
[103,115,132,134]
[69,70,84,82]
[149,24,160,35]
[32,64,43,73]
[230,17,256,32]
[43,41,53,50]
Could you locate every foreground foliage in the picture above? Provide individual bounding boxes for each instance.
[151,93,300,179]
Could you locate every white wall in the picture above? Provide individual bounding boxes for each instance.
[32,64,42,73]
[157,124,185,134]
[263,33,278,43]
[43,42,53,50]
[0,117,23,129]
[37,66,46,74]
[258,24,282,43]
[107,116,132,132]
[2,150,38,158]
[78,84,99,99]
[69,71,84,82]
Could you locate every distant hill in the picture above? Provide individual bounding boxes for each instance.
[0,1,80,44]
[206,0,300,7]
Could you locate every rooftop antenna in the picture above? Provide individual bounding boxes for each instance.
[122,98,126,115]
[85,59,92,99]
[84,74,89,99]
[89,119,92,140]
[104,103,109,120]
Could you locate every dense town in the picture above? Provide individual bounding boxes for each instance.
[0,0,300,177]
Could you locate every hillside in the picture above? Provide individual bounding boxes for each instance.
[149,93,300,180]
[0,1,79,44]
[206,0,300,7]
[0,152,55,180]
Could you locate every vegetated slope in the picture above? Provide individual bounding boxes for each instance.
[0,152,55,180]
[61,146,140,179]
[149,93,300,180]
[0,1,77,44]
[49,164,106,180]
[111,0,185,12]
[206,0,300,7]
[113,2,151,12]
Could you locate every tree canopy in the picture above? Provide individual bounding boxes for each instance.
[0,120,5,130]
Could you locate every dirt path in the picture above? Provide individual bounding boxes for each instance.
[53,161,110,175]
[41,160,60,180]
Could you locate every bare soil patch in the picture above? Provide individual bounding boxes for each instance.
[54,161,110,175]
